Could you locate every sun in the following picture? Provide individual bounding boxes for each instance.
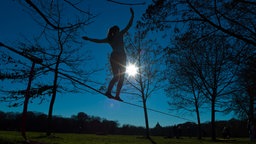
[126,63,138,77]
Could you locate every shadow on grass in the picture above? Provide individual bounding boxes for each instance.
[136,136,157,144]
[148,136,157,144]
[20,134,63,144]
[31,134,63,140]
[216,139,237,142]
[198,138,248,144]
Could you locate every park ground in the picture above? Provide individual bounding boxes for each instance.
[0,131,254,144]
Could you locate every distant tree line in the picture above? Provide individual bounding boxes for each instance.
[0,111,249,138]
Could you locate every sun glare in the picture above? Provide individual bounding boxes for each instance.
[126,63,138,77]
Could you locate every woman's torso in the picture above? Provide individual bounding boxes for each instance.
[109,32,125,54]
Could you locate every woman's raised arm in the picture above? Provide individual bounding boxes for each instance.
[120,8,134,34]
[82,36,108,43]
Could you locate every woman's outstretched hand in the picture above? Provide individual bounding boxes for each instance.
[82,36,89,40]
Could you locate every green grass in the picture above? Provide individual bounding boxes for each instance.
[0,131,253,144]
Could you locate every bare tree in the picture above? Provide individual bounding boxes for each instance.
[0,0,97,140]
[166,22,242,140]
[233,55,256,141]
[0,42,49,141]
[165,46,206,139]
[22,0,96,137]
[125,30,163,143]
[227,52,256,120]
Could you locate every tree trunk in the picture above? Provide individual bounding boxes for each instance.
[46,31,63,136]
[248,85,255,141]
[142,95,156,144]
[21,62,35,140]
[46,43,62,136]
[46,60,60,136]
[46,80,57,136]
[248,86,254,122]
[195,102,202,139]
[211,98,216,141]
[142,93,150,138]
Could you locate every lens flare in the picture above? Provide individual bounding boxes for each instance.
[126,63,138,77]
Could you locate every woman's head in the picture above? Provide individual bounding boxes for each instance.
[107,25,120,41]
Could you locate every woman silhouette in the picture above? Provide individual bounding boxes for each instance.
[82,8,134,101]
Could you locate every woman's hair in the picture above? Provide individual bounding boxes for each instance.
[107,25,119,41]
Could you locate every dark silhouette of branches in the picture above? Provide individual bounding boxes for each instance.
[140,0,256,47]
[25,0,93,30]
[63,0,93,15]
[0,42,42,64]
[107,0,146,6]
[25,0,59,30]
[185,0,256,47]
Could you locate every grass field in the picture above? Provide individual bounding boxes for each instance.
[0,131,253,144]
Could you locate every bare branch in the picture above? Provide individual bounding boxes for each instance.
[25,0,59,30]
[237,0,256,5]
[25,0,93,30]
[186,0,256,47]
[107,0,145,6]
[0,42,43,64]
[63,0,92,16]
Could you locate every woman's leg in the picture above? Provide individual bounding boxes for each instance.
[115,71,124,99]
[106,53,119,96]
[115,54,126,100]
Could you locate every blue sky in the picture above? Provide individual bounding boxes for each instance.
[0,0,234,128]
